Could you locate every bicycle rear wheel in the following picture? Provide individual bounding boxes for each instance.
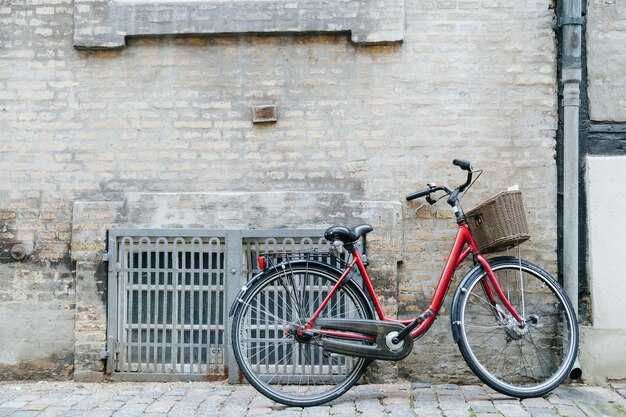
[452,257,578,398]
[231,262,374,407]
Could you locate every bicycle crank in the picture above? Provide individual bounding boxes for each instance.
[315,319,414,361]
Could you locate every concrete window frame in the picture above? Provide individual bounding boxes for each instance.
[73,0,405,49]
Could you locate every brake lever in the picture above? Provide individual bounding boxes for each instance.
[425,183,437,205]
[413,202,428,215]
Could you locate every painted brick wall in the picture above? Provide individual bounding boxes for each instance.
[581,1,626,384]
[0,0,557,381]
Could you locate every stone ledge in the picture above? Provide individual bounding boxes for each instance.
[579,326,626,384]
[73,0,405,49]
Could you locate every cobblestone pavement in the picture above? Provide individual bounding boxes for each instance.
[0,381,625,417]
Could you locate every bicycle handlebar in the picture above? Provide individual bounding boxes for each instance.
[453,159,472,171]
[406,188,432,201]
[406,159,474,206]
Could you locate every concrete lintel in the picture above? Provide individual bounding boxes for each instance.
[73,0,405,48]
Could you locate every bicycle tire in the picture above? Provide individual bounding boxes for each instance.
[451,257,579,398]
[231,261,374,407]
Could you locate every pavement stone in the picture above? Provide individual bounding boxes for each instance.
[0,381,624,417]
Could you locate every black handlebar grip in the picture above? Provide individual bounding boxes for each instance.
[453,159,472,171]
[406,188,431,201]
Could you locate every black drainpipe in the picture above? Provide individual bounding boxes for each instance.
[556,0,583,380]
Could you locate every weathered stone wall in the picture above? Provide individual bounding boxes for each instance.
[587,0,626,121]
[0,0,557,381]
[0,262,75,380]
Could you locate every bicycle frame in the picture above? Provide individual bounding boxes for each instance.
[306,222,524,340]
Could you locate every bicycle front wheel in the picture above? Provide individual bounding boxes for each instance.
[453,257,579,398]
[231,262,374,407]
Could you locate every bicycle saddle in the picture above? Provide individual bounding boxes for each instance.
[324,224,373,244]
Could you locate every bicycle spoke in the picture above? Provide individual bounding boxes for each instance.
[514,339,534,380]
[241,299,298,329]
[277,267,305,319]
[526,330,554,376]
[253,339,291,369]
[463,323,506,331]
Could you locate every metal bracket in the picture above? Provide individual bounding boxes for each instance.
[356,240,368,266]
[0,240,29,261]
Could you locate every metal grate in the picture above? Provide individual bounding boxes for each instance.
[242,236,329,280]
[113,235,226,377]
[106,229,338,381]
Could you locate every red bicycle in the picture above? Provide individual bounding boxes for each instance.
[230,160,579,407]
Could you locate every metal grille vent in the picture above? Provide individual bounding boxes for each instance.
[114,236,225,377]
[242,236,329,280]
[106,229,331,381]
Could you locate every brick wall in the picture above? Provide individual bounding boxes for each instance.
[0,0,557,381]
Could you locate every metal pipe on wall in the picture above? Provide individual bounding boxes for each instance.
[559,0,583,379]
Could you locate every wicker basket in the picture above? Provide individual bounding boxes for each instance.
[465,190,531,254]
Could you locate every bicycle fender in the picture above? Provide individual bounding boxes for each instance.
[227,259,353,317]
[228,269,265,317]
[450,256,518,343]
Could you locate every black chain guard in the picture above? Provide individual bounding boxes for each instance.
[316,318,414,361]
